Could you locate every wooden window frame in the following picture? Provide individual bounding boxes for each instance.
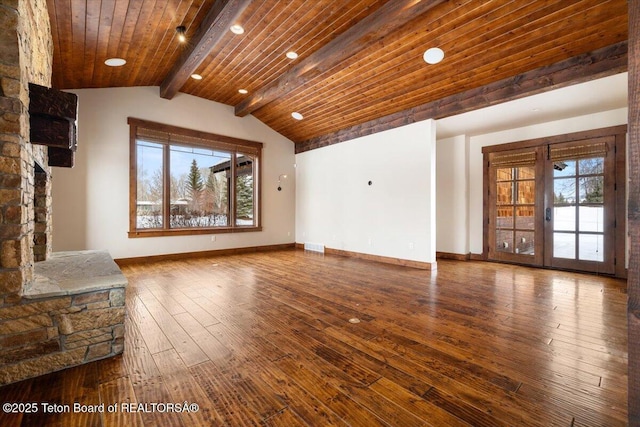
[128,117,263,238]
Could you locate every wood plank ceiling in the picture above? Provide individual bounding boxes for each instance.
[47,0,628,148]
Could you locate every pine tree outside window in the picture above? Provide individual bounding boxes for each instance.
[128,118,262,237]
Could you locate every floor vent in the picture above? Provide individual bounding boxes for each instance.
[304,242,325,253]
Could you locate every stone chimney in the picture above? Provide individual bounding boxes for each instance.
[0,0,125,386]
[0,0,52,306]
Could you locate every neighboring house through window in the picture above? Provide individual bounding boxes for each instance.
[128,117,262,237]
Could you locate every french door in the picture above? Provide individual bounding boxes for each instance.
[485,129,625,276]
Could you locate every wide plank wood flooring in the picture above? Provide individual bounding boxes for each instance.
[0,249,628,426]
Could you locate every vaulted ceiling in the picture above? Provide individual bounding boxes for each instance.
[47,0,628,151]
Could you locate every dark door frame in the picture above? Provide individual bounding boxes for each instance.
[482,125,627,278]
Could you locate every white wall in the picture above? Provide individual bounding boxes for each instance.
[295,120,437,264]
[434,108,627,256]
[51,87,296,259]
[435,135,469,254]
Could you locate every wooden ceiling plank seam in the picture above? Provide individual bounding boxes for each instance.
[124,0,173,86]
[265,1,626,136]
[159,0,254,99]
[292,10,628,134]
[255,0,508,124]
[264,0,615,134]
[233,0,389,101]
[187,0,270,99]
[135,0,189,86]
[258,0,582,125]
[233,0,448,117]
[107,0,135,88]
[88,0,114,89]
[228,0,421,116]
[127,0,178,85]
[83,0,102,88]
[279,27,625,142]
[122,0,164,86]
[279,27,625,138]
[196,0,380,104]
[109,0,144,86]
[286,0,390,72]
[204,0,318,101]
[256,0,509,126]
[341,41,627,150]
[293,41,627,150]
[188,0,285,100]
[69,0,86,87]
[228,3,382,94]
[197,0,331,102]
[46,0,63,88]
[58,0,74,87]
[114,0,155,87]
[277,30,621,140]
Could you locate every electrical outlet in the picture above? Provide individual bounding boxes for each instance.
[211,235,216,242]
[409,242,414,250]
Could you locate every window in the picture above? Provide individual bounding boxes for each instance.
[128,118,262,237]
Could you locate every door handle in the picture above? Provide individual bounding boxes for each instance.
[545,207,552,222]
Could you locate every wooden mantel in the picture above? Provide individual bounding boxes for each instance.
[28,83,78,168]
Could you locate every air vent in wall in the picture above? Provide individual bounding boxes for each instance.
[304,242,325,253]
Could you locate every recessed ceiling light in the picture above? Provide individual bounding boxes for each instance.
[230,24,245,35]
[191,73,202,80]
[238,89,248,94]
[104,58,126,67]
[286,51,298,60]
[423,47,444,64]
[291,112,303,120]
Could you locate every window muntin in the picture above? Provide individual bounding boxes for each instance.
[128,118,262,237]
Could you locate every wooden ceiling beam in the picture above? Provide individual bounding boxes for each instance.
[295,41,628,154]
[233,0,446,117]
[160,0,253,99]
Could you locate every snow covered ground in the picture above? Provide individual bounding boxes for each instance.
[553,206,604,261]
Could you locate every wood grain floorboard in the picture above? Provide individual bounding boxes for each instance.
[0,249,628,426]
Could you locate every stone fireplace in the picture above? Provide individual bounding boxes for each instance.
[0,0,125,385]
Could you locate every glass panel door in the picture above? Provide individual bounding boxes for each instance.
[487,148,543,266]
[545,138,614,274]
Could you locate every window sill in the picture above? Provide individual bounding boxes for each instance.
[128,226,262,238]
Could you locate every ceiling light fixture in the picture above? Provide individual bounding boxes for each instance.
[423,47,444,64]
[176,25,187,43]
[286,51,298,60]
[191,73,202,80]
[230,24,245,35]
[104,58,126,67]
[291,112,303,120]
[238,89,248,94]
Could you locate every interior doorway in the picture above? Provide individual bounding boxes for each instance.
[483,126,627,277]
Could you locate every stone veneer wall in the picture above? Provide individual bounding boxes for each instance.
[0,0,125,385]
[0,0,51,308]
[0,288,126,385]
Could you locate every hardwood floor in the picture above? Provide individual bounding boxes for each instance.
[0,249,628,426]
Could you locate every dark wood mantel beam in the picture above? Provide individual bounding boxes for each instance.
[234,0,445,117]
[160,0,253,99]
[296,41,628,154]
